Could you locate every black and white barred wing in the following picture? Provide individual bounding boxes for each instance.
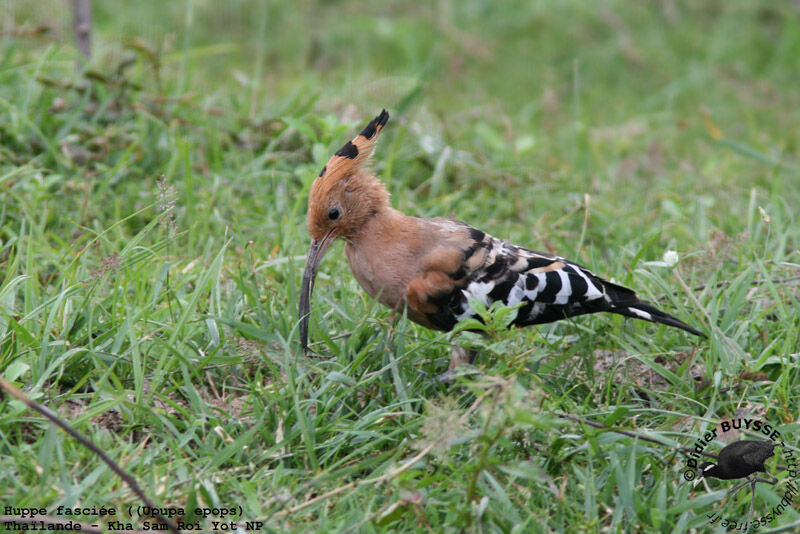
[430,223,703,336]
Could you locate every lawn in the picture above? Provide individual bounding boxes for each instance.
[1,1,799,532]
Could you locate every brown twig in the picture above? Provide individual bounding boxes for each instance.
[0,377,180,534]
[71,0,91,61]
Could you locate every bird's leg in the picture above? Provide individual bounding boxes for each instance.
[449,346,477,369]
[433,346,478,384]
[747,475,779,486]
[723,476,758,517]
[726,477,752,499]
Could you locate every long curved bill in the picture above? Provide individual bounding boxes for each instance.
[299,232,336,351]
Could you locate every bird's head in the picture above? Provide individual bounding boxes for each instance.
[694,461,716,486]
[299,109,391,351]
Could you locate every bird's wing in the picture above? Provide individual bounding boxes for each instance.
[405,220,702,335]
[405,220,607,331]
[405,221,492,330]
[733,441,776,472]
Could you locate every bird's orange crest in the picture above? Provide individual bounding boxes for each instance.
[307,109,390,241]
[316,108,389,185]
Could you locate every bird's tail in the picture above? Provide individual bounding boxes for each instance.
[613,301,705,337]
[592,278,704,337]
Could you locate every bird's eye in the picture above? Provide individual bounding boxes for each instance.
[328,208,341,221]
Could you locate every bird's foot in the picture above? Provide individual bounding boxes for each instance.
[432,365,481,385]
[449,346,477,368]
[428,346,480,385]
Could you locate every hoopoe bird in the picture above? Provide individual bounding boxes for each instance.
[299,109,704,369]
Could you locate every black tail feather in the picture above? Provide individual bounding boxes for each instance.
[614,301,705,337]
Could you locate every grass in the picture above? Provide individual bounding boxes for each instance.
[1,0,800,532]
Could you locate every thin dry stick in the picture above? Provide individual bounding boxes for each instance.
[71,0,91,60]
[0,377,180,534]
[575,193,591,258]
